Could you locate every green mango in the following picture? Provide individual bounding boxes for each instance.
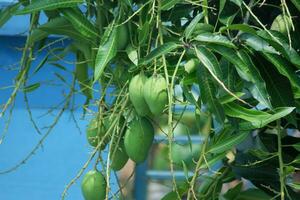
[129,73,151,116]
[124,117,154,163]
[81,170,106,200]
[86,118,109,149]
[110,141,129,171]
[143,74,168,115]
[271,14,292,35]
[184,58,198,74]
[116,24,129,50]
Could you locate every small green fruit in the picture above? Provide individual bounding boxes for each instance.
[129,73,151,116]
[81,170,106,200]
[184,58,198,74]
[143,74,168,115]
[110,141,129,171]
[124,117,154,163]
[86,118,109,149]
[271,14,292,35]
[116,24,129,50]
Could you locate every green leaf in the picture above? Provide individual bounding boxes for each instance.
[208,131,249,154]
[60,7,99,39]
[222,182,243,200]
[28,29,49,45]
[33,54,49,74]
[291,0,300,12]
[197,66,225,125]
[23,83,41,93]
[16,0,83,15]
[208,44,271,108]
[0,3,20,28]
[219,92,245,104]
[239,33,277,54]
[199,152,226,169]
[224,103,295,128]
[288,182,300,190]
[161,0,182,10]
[258,53,296,125]
[195,46,222,79]
[236,189,271,200]
[39,17,95,45]
[184,12,203,39]
[219,24,257,35]
[194,33,236,48]
[139,42,179,65]
[76,52,93,99]
[126,45,138,66]
[237,50,271,108]
[291,143,300,151]
[257,30,300,68]
[262,53,300,90]
[94,29,117,82]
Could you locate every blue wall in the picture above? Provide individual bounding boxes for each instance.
[0,32,117,200]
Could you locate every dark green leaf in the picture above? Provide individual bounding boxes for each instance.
[16,0,83,15]
[219,24,257,35]
[23,83,41,93]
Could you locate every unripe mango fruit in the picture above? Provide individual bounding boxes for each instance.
[143,74,168,116]
[110,141,129,171]
[86,118,108,149]
[81,170,106,200]
[124,117,154,163]
[129,73,151,116]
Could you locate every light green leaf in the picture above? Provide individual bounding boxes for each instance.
[16,0,83,15]
[219,24,257,35]
[39,17,95,45]
[23,83,41,93]
[161,0,182,10]
[208,131,249,154]
[236,189,271,200]
[224,103,295,128]
[60,7,99,39]
[194,33,236,48]
[195,46,222,79]
[199,152,226,169]
[94,29,117,82]
[197,66,225,125]
[0,3,20,28]
[139,42,179,65]
[184,12,203,39]
[126,45,138,66]
[291,143,300,151]
[239,33,278,54]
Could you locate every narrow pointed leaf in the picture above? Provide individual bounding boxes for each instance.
[0,3,20,28]
[94,29,117,82]
[16,0,83,15]
[208,131,249,154]
[194,33,236,48]
[184,13,203,39]
[224,103,295,128]
[140,42,179,65]
[60,7,99,39]
[197,66,225,125]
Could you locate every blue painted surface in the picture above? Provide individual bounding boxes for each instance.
[0,35,117,199]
